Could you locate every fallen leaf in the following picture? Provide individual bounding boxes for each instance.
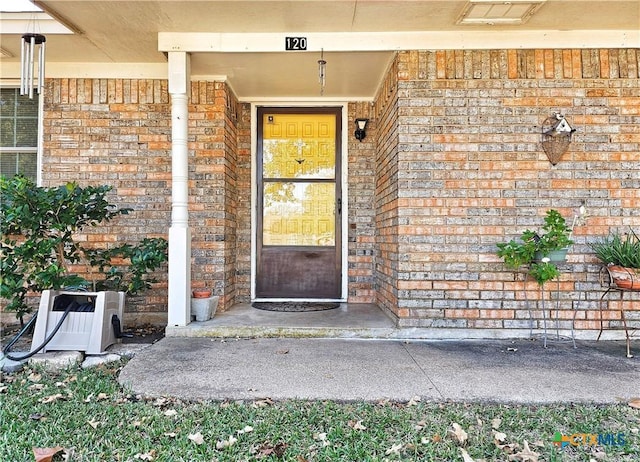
[432,433,442,443]
[255,443,275,458]
[460,448,476,462]
[28,372,42,382]
[508,440,539,462]
[216,435,237,450]
[253,398,274,408]
[629,398,640,409]
[134,450,156,461]
[274,443,288,457]
[28,383,45,391]
[313,432,330,447]
[96,393,109,401]
[163,432,177,438]
[0,385,7,393]
[493,430,507,443]
[275,349,289,355]
[33,446,64,462]
[407,395,421,406]
[29,413,44,421]
[348,420,367,431]
[385,443,403,455]
[448,422,468,445]
[295,456,307,462]
[188,432,205,445]
[491,418,502,429]
[41,394,65,404]
[414,419,427,431]
[237,425,254,434]
[163,409,178,417]
[87,419,100,429]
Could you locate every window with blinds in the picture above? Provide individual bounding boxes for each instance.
[0,88,39,181]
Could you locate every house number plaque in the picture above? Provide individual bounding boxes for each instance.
[285,37,307,50]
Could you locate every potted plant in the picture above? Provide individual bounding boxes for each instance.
[590,229,640,289]
[497,209,574,285]
[0,175,168,323]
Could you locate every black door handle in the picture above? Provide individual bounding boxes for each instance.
[337,197,342,215]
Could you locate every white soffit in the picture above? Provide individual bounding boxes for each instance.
[457,0,547,25]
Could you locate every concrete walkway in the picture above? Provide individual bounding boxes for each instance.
[119,337,639,403]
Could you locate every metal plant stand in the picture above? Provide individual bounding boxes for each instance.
[598,265,639,358]
[522,262,577,349]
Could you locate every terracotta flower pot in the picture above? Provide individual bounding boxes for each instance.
[192,289,212,299]
[608,265,640,290]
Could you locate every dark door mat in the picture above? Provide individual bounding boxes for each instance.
[252,302,341,312]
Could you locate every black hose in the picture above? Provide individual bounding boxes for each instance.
[2,302,76,362]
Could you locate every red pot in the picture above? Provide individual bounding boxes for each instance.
[608,265,640,290]
[192,289,212,298]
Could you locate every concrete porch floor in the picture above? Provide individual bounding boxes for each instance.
[166,303,399,339]
[165,302,634,344]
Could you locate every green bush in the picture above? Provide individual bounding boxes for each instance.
[0,175,168,320]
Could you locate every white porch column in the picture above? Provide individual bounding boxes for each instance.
[167,51,191,326]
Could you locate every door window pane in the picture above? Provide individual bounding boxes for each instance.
[262,113,335,180]
[263,182,335,246]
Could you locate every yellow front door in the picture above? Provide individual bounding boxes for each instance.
[256,107,342,298]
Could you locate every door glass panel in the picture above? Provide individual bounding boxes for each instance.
[263,113,335,179]
[263,182,335,246]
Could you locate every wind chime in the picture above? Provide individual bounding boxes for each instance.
[318,48,326,96]
[20,32,46,99]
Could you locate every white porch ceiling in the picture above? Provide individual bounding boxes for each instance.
[0,1,638,99]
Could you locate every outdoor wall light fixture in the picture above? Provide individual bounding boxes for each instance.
[541,113,575,165]
[20,33,46,99]
[354,118,368,142]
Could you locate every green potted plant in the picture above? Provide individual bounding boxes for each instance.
[497,209,574,285]
[590,229,640,289]
[0,175,168,323]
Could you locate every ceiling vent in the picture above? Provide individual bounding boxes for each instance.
[456,0,547,25]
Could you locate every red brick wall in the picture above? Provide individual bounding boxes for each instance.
[347,102,376,303]
[188,81,243,311]
[235,103,253,302]
[372,59,401,316]
[375,49,640,332]
[42,78,171,324]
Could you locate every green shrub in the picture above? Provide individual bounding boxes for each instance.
[0,175,168,320]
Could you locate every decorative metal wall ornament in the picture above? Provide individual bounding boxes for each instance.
[317,48,326,96]
[541,113,575,165]
[20,33,46,99]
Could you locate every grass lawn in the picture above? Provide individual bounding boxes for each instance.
[1,360,638,461]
